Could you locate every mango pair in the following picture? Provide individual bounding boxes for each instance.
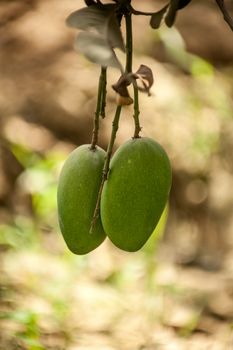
[57,137,172,254]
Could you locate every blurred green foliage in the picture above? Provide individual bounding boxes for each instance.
[13,143,64,222]
[0,216,38,249]
[1,310,46,350]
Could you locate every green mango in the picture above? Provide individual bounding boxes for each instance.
[101,137,172,252]
[57,145,106,255]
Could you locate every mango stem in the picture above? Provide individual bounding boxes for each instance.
[90,66,107,150]
[90,105,122,232]
[132,80,141,138]
[91,5,137,231]
[125,11,141,138]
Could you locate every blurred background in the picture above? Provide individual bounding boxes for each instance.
[0,0,233,349]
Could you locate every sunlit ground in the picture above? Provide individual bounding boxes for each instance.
[1,223,233,350]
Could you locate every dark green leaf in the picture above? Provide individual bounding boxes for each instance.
[66,4,125,51]
[178,0,192,10]
[165,0,180,27]
[75,32,122,69]
[84,0,96,6]
[150,4,169,29]
[164,0,192,27]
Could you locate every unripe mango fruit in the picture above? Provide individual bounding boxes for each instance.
[57,145,106,255]
[100,137,172,252]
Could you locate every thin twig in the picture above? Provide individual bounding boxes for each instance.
[215,0,233,31]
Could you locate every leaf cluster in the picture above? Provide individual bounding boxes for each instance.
[131,0,192,29]
[66,3,125,69]
[66,0,194,69]
[66,0,232,69]
[132,0,233,31]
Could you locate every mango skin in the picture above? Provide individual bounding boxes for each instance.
[100,137,172,252]
[57,145,106,255]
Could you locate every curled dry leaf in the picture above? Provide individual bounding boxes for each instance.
[134,64,154,96]
[112,74,133,106]
[115,94,134,106]
[112,65,154,104]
